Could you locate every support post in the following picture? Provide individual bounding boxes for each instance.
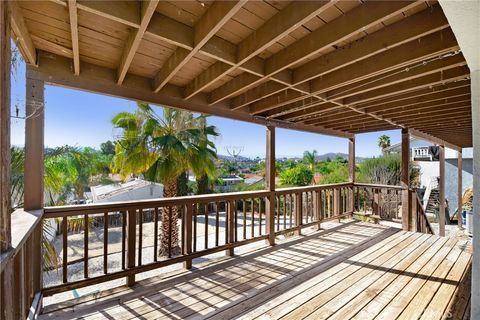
[401,128,411,231]
[457,150,463,229]
[24,75,45,210]
[265,126,275,245]
[348,136,355,214]
[24,72,45,296]
[0,0,11,251]
[439,144,446,236]
[471,69,480,320]
[126,209,136,286]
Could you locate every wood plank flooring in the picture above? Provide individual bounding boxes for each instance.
[39,221,472,320]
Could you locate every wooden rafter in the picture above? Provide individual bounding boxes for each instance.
[152,0,247,93]
[67,0,79,75]
[209,0,420,105]
[117,0,158,84]
[9,1,36,65]
[183,0,336,99]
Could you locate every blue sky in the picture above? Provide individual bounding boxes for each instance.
[11,59,400,158]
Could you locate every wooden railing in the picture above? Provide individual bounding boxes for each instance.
[412,190,435,234]
[41,182,354,296]
[353,183,405,222]
[1,182,436,319]
[0,209,43,319]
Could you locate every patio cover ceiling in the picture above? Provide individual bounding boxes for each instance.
[11,0,472,148]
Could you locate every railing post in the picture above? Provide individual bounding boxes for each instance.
[183,204,193,269]
[401,128,411,231]
[265,125,275,245]
[349,136,356,215]
[410,190,418,232]
[373,188,380,216]
[439,144,446,236]
[295,193,303,235]
[126,209,136,286]
[226,200,235,256]
[334,188,341,220]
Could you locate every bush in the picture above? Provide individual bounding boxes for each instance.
[280,164,313,186]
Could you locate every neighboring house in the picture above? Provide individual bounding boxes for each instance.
[385,138,473,214]
[89,179,164,203]
[215,175,244,192]
[244,175,264,186]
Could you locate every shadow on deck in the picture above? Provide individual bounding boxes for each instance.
[39,221,472,320]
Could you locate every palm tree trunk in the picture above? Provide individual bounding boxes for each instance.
[160,179,180,256]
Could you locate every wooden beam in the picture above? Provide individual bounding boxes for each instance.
[117,0,158,84]
[313,30,460,96]
[343,67,470,105]
[458,150,463,229]
[184,0,335,99]
[153,0,246,92]
[9,0,36,65]
[230,81,286,110]
[401,128,411,231]
[439,144,446,236]
[23,76,45,210]
[363,87,471,113]
[32,51,352,139]
[250,90,308,115]
[325,53,465,101]
[1,0,11,250]
[409,128,462,151]
[209,0,419,105]
[294,4,449,84]
[67,0,79,75]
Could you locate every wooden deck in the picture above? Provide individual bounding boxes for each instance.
[39,221,472,320]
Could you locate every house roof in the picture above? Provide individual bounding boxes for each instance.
[13,0,471,148]
[90,179,163,201]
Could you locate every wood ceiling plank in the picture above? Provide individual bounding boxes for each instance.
[76,0,140,27]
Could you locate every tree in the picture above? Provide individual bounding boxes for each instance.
[100,140,116,156]
[279,164,313,186]
[378,135,391,152]
[303,150,318,171]
[112,102,218,255]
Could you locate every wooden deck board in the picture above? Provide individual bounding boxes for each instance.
[38,222,471,320]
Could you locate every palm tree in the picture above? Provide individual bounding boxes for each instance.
[303,150,318,171]
[112,102,218,255]
[378,135,391,153]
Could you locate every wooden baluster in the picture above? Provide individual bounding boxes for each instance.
[276,196,280,231]
[167,206,172,258]
[62,216,68,283]
[242,200,246,240]
[258,198,262,235]
[104,211,109,273]
[226,201,235,256]
[289,194,293,228]
[251,198,255,237]
[204,203,208,250]
[180,206,185,255]
[84,214,89,278]
[126,209,136,286]
[184,204,193,269]
[215,202,220,246]
[234,201,238,242]
[137,209,142,266]
[283,195,287,230]
[193,204,197,252]
[121,211,126,270]
[295,193,303,235]
[152,208,158,263]
[224,201,229,244]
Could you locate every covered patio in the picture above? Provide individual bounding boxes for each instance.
[0,0,478,319]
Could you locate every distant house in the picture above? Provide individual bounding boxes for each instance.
[215,175,244,192]
[244,175,264,186]
[384,138,473,214]
[89,179,164,203]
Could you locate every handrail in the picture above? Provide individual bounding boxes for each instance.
[353,182,406,190]
[414,191,435,234]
